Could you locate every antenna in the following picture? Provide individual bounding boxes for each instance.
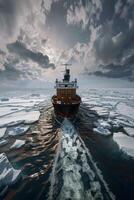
[61,63,72,74]
[62,63,72,67]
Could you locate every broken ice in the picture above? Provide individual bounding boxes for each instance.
[10,139,25,149]
[113,132,134,158]
[93,120,112,136]
[0,139,8,147]
[7,125,29,136]
[0,153,21,186]
[0,110,40,127]
[0,128,6,139]
[124,127,134,137]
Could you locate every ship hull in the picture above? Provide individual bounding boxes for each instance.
[53,103,80,118]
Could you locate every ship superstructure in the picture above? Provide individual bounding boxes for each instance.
[52,68,81,117]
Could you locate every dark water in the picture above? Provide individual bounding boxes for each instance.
[77,111,134,200]
[1,103,134,200]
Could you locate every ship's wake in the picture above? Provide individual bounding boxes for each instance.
[48,118,115,200]
[1,88,134,200]
[0,102,116,200]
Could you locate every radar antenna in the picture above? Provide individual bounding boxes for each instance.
[62,63,72,67]
[61,63,72,70]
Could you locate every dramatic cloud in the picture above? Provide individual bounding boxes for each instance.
[66,0,102,29]
[89,61,134,82]
[0,62,22,80]
[94,24,134,64]
[7,41,55,69]
[64,0,134,81]
[0,0,32,43]
[0,0,56,80]
[0,0,134,82]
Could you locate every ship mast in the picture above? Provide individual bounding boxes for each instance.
[61,63,71,82]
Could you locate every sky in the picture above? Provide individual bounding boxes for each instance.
[0,0,134,87]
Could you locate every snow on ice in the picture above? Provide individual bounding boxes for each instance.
[0,107,21,117]
[0,139,8,147]
[113,132,134,158]
[0,128,6,139]
[124,127,134,137]
[93,127,111,136]
[10,140,25,149]
[50,119,104,200]
[0,153,21,186]
[116,102,134,120]
[91,106,109,117]
[7,125,29,136]
[93,120,112,136]
[0,110,40,127]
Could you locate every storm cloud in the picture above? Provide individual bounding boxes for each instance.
[0,0,31,43]
[7,41,55,69]
[63,0,134,81]
[0,62,22,80]
[89,64,134,82]
[0,0,134,82]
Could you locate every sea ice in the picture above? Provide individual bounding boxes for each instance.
[0,98,42,108]
[108,120,120,129]
[0,153,21,186]
[0,128,6,139]
[109,111,118,119]
[7,125,29,136]
[0,139,8,147]
[93,127,111,136]
[0,110,40,127]
[0,107,10,117]
[91,106,109,117]
[90,181,101,192]
[98,119,111,129]
[24,111,40,124]
[94,120,112,136]
[116,102,134,120]
[124,127,134,137]
[0,107,20,117]
[115,117,134,127]
[113,132,134,158]
[10,139,25,149]
[49,118,106,200]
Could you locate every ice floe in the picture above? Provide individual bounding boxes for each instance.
[0,107,21,117]
[113,132,134,158]
[94,127,111,136]
[116,102,134,120]
[115,117,134,127]
[0,139,8,147]
[0,110,40,127]
[7,125,29,136]
[91,106,109,117]
[0,128,6,139]
[98,119,111,129]
[108,120,120,130]
[109,111,118,119]
[0,153,21,186]
[10,139,25,149]
[0,98,43,107]
[124,127,134,137]
[94,120,112,136]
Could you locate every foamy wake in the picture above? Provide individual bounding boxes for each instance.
[49,118,115,200]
